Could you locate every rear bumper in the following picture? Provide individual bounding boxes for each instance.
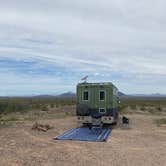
[77,116,92,124]
[77,116,115,124]
[101,116,115,124]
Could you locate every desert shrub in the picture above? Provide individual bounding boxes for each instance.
[118,104,128,112]
[50,103,54,108]
[0,97,76,114]
[155,118,166,126]
[140,106,146,111]
[32,104,41,109]
[65,112,70,116]
[41,105,48,111]
[130,105,136,110]
[148,109,156,114]
[156,106,162,111]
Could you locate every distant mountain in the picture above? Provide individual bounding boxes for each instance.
[2,91,165,99]
[32,92,76,99]
[129,93,166,97]
[148,93,166,97]
[56,91,76,98]
[57,91,127,98]
[33,95,56,98]
[33,91,125,99]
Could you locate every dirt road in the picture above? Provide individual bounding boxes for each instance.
[0,114,166,166]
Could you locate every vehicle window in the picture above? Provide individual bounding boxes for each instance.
[99,108,106,113]
[99,90,105,101]
[83,91,89,101]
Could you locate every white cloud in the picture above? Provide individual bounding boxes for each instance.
[0,0,166,95]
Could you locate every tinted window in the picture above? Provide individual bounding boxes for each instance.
[99,91,105,101]
[99,108,106,113]
[83,91,89,101]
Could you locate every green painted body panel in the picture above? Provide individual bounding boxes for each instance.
[77,82,119,110]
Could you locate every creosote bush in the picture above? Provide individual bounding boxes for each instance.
[0,97,76,114]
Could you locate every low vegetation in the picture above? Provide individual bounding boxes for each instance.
[119,97,166,115]
[0,97,76,114]
[0,97,76,127]
[155,118,166,127]
[0,96,166,127]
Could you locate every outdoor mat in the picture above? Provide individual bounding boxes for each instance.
[54,127,112,142]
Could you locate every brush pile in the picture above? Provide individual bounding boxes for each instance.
[32,122,53,132]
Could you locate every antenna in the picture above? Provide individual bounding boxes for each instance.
[81,75,88,83]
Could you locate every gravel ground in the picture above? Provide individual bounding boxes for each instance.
[0,114,166,166]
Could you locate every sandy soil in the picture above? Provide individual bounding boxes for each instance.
[0,114,166,166]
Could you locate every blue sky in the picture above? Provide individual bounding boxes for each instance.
[0,0,166,96]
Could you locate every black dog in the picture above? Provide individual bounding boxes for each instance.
[122,116,129,124]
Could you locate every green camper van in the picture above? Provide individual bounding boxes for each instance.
[76,82,119,127]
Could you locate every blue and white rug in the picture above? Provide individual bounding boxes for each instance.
[54,127,112,142]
